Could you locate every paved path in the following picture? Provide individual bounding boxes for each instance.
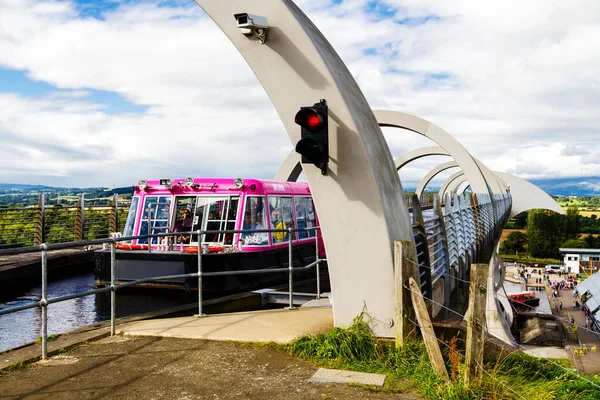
[117,307,333,343]
[0,335,420,400]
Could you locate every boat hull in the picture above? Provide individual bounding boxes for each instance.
[94,243,319,294]
[509,298,540,307]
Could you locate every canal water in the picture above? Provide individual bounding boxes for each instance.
[0,272,198,353]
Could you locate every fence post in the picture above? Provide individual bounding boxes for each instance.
[40,244,48,359]
[434,195,452,316]
[408,277,449,382]
[74,194,84,242]
[464,263,488,386]
[34,194,45,246]
[109,193,118,234]
[394,240,419,348]
[287,227,295,309]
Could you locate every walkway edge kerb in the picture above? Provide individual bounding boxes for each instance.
[0,289,265,372]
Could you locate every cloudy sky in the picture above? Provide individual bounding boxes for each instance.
[1,0,599,189]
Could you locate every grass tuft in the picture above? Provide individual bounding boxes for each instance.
[286,311,600,399]
[34,334,59,345]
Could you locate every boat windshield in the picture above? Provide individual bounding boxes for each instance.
[138,196,172,245]
[192,196,239,245]
[122,196,139,239]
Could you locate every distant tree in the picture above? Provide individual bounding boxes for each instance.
[527,209,566,258]
[584,233,598,248]
[565,207,581,240]
[562,239,588,248]
[513,211,528,229]
[500,231,528,254]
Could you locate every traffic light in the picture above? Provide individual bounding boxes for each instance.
[294,99,328,175]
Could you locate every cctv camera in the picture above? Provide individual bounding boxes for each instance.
[234,13,268,30]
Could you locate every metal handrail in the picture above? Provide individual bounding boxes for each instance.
[0,225,324,360]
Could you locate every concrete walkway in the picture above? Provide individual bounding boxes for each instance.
[117,307,334,343]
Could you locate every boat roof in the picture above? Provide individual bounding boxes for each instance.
[560,248,600,255]
[134,177,311,196]
[506,291,536,295]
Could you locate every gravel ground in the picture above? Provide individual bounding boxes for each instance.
[0,335,421,399]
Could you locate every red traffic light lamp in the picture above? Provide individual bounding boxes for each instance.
[294,99,328,175]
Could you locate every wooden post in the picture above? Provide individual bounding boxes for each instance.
[408,277,450,382]
[109,193,118,234]
[74,194,84,242]
[394,240,419,348]
[33,193,45,246]
[464,263,489,386]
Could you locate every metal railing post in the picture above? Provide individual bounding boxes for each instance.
[287,227,295,309]
[40,244,48,359]
[110,240,116,336]
[196,229,206,317]
[315,228,321,299]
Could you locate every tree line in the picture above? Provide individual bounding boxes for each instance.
[500,207,599,259]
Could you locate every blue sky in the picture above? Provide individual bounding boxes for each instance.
[1,0,599,188]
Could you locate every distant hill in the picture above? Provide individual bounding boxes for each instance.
[529,177,600,196]
[0,183,133,206]
[405,177,600,197]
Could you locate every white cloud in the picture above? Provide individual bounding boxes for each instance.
[0,0,599,188]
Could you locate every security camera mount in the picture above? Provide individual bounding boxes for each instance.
[234,13,268,44]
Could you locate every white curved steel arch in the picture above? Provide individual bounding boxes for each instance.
[446,176,470,198]
[494,172,564,217]
[394,146,451,171]
[393,145,508,200]
[439,169,563,217]
[439,172,467,200]
[275,152,302,182]
[374,110,502,196]
[415,161,459,199]
[196,0,413,336]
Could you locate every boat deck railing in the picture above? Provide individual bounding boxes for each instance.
[0,226,324,360]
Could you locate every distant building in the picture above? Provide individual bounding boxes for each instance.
[574,272,600,331]
[559,248,600,275]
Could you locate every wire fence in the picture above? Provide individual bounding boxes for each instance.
[0,194,129,249]
[401,263,600,396]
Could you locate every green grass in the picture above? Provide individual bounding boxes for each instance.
[284,313,600,400]
[0,361,26,376]
[497,254,562,265]
[34,334,59,344]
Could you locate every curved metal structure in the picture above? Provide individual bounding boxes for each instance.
[374,110,503,196]
[415,161,459,198]
[195,0,414,336]
[492,172,563,217]
[196,0,565,344]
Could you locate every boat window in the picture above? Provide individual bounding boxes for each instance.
[122,196,139,239]
[241,196,268,245]
[294,196,316,239]
[188,196,239,245]
[138,196,172,244]
[269,196,293,243]
[171,196,196,244]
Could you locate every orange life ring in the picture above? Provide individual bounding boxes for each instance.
[184,245,225,254]
[115,243,149,250]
